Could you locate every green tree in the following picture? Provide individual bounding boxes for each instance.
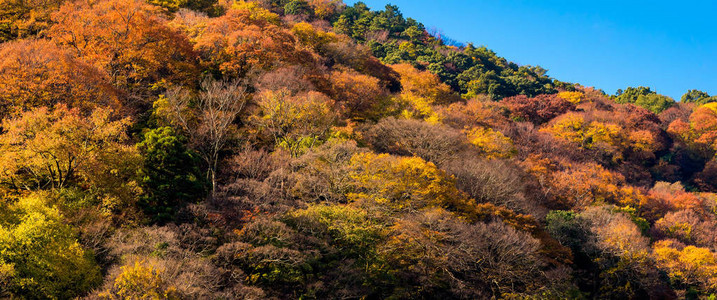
[137,127,206,222]
[614,86,675,113]
[283,0,311,15]
[681,89,717,105]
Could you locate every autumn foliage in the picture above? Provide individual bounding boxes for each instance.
[2,1,717,299]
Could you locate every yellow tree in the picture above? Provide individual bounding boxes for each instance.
[0,192,101,299]
[0,0,65,42]
[391,63,458,121]
[347,152,537,232]
[465,126,516,159]
[99,261,180,300]
[251,90,338,157]
[653,240,717,293]
[0,105,135,191]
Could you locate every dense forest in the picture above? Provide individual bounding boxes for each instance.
[1,0,717,299]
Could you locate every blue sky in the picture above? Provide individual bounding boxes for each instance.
[350,0,717,100]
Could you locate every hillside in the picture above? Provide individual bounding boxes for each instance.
[1,0,717,299]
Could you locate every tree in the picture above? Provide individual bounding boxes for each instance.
[465,127,516,159]
[283,0,311,16]
[347,152,473,214]
[668,103,717,159]
[99,261,181,299]
[250,90,338,157]
[614,86,675,114]
[391,63,459,121]
[364,117,471,166]
[378,208,545,299]
[502,94,575,124]
[159,78,248,198]
[0,39,121,120]
[193,3,299,78]
[581,206,671,299]
[681,89,717,105]
[0,193,101,299]
[137,127,206,222]
[557,91,585,104]
[308,0,342,20]
[147,0,218,14]
[328,68,389,120]
[0,105,135,191]
[0,0,65,42]
[653,240,717,295]
[49,0,198,98]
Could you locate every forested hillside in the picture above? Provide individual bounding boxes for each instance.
[2,0,717,299]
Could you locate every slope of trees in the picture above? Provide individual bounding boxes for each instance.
[1,0,716,299]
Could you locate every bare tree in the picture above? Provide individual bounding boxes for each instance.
[165,78,248,198]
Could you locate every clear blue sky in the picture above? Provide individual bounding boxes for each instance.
[350,0,717,100]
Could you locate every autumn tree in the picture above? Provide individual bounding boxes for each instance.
[668,103,717,159]
[193,2,300,78]
[328,68,390,120]
[0,39,121,119]
[250,90,338,157]
[0,105,136,191]
[378,208,548,298]
[159,78,249,198]
[99,261,181,300]
[502,94,575,124]
[391,63,459,121]
[0,192,101,299]
[308,0,342,20]
[49,0,198,98]
[0,0,64,42]
[465,126,516,159]
[653,240,717,296]
[364,117,471,166]
[147,0,219,14]
[436,97,509,130]
[346,152,538,233]
[581,206,672,299]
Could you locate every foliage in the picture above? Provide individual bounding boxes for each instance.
[668,103,717,159]
[614,86,675,114]
[193,3,299,78]
[328,68,389,120]
[137,127,206,221]
[251,90,338,157]
[557,91,585,104]
[99,260,181,299]
[681,89,717,105]
[0,0,64,42]
[364,117,470,165]
[466,126,516,158]
[3,0,717,298]
[653,240,717,294]
[49,0,198,96]
[0,193,101,299]
[502,94,575,124]
[0,105,137,192]
[0,39,120,119]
